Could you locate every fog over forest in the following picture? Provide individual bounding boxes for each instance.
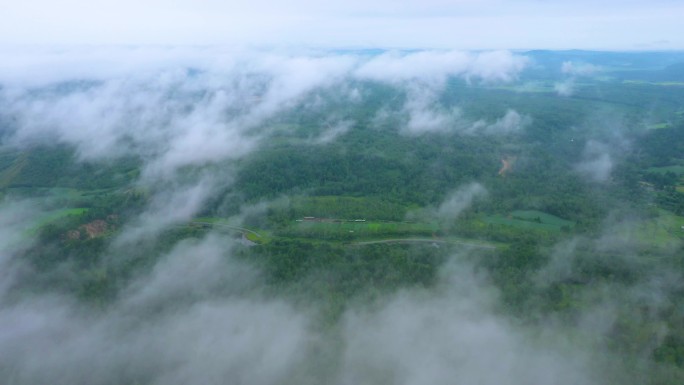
[2,43,684,385]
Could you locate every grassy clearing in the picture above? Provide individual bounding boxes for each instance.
[26,208,90,236]
[4,187,116,205]
[623,80,684,87]
[0,154,28,188]
[290,195,409,221]
[647,165,684,175]
[627,209,684,248]
[35,208,89,225]
[647,123,672,130]
[484,210,574,232]
[193,217,222,224]
[284,220,439,240]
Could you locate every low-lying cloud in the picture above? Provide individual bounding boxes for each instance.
[437,183,488,220]
[1,47,529,173]
[0,228,634,385]
[561,61,603,77]
[554,61,603,96]
[340,267,601,385]
[355,50,528,86]
[575,140,614,182]
[4,46,659,385]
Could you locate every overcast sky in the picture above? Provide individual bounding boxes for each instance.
[1,0,683,50]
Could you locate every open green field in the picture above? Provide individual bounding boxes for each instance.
[623,80,684,87]
[484,210,575,232]
[0,153,28,188]
[289,195,409,221]
[283,220,439,241]
[647,123,672,130]
[647,165,684,175]
[4,186,116,203]
[26,207,90,235]
[626,209,684,249]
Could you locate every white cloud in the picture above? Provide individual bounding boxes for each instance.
[1,48,529,170]
[576,151,613,182]
[0,199,41,298]
[339,259,602,385]
[355,50,527,86]
[574,140,616,183]
[437,183,488,220]
[555,61,602,96]
[0,234,625,385]
[311,120,354,144]
[467,50,529,83]
[407,182,488,223]
[554,79,575,97]
[0,47,530,250]
[561,61,603,76]
[0,49,361,179]
[468,109,529,135]
[354,50,529,135]
[114,176,222,245]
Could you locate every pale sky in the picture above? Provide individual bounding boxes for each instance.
[1,0,683,50]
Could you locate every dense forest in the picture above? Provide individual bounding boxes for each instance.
[2,50,684,384]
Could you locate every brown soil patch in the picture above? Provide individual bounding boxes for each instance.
[498,156,517,177]
[81,220,108,239]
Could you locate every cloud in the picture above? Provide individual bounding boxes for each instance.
[0,199,41,299]
[355,50,528,86]
[561,61,603,77]
[574,140,618,183]
[0,47,532,277]
[555,61,602,96]
[0,230,631,385]
[114,176,223,245]
[0,233,315,385]
[532,217,683,361]
[354,50,528,135]
[0,46,233,87]
[0,45,681,385]
[0,201,679,384]
[311,120,354,144]
[1,48,529,173]
[468,50,530,83]
[468,109,530,135]
[407,182,488,223]
[437,183,488,220]
[401,86,455,134]
[118,234,259,311]
[400,103,529,136]
[0,48,361,180]
[554,79,575,96]
[339,259,603,385]
[355,50,470,85]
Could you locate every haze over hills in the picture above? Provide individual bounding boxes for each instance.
[2,45,684,384]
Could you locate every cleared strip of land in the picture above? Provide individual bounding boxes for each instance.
[351,238,497,249]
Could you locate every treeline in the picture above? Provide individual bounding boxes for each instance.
[0,146,140,190]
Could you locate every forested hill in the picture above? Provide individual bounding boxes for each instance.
[3,49,684,384]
